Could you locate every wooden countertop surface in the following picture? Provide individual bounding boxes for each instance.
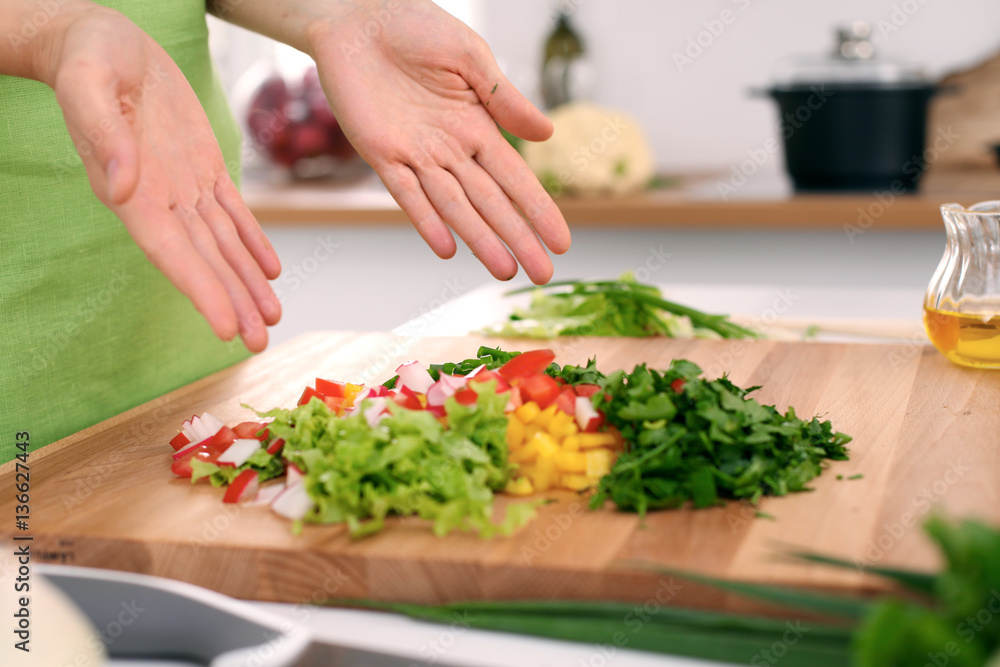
[244,168,1000,228]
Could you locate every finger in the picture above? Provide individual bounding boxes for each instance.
[416,166,519,280]
[477,138,571,256]
[56,60,140,204]
[451,157,553,284]
[196,194,282,327]
[214,173,282,281]
[177,209,269,353]
[462,39,553,142]
[118,206,240,343]
[379,163,457,260]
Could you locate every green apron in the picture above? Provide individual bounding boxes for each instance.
[0,0,249,462]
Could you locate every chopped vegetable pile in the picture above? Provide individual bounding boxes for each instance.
[591,359,852,515]
[480,274,758,340]
[164,346,850,537]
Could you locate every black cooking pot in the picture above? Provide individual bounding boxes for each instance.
[765,82,938,192]
[758,22,943,193]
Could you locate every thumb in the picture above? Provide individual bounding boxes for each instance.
[464,41,553,142]
[57,66,139,205]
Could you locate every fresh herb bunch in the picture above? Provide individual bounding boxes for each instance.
[257,382,537,538]
[483,274,758,340]
[590,359,851,514]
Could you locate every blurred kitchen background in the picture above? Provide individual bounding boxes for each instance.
[203,1,1000,345]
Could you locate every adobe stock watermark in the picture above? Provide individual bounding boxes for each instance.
[845,126,960,244]
[749,620,811,666]
[672,0,756,73]
[703,288,797,378]
[29,268,134,376]
[579,577,683,667]
[52,62,170,179]
[357,276,469,384]
[876,0,932,40]
[340,0,404,58]
[6,0,72,52]
[854,459,970,571]
[537,115,630,198]
[415,610,476,665]
[717,85,835,200]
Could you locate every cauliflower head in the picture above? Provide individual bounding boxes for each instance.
[520,102,655,197]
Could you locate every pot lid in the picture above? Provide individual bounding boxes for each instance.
[771,20,928,86]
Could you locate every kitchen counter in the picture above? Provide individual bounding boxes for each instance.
[243,166,1000,228]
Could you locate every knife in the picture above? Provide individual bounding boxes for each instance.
[38,564,451,667]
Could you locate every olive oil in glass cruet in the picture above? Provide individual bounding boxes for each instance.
[924,201,1000,368]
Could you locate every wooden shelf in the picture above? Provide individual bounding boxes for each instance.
[244,167,1000,229]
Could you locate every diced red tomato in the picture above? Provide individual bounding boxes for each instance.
[323,396,345,413]
[467,369,510,393]
[574,384,601,398]
[498,349,556,380]
[171,446,218,478]
[266,438,285,455]
[298,386,322,406]
[425,404,446,418]
[233,421,269,441]
[518,373,561,409]
[453,387,478,406]
[316,378,346,398]
[554,376,567,385]
[554,387,577,415]
[171,426,236,461]
[223,469,260,504]
[168,432,190,451]
[670,379,686,393]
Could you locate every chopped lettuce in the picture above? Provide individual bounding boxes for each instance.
[256,383,537,539]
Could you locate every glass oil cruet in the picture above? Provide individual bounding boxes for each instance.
[924,201,1000,368]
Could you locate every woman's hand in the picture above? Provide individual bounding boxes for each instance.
[306,0,571,284]
[39,3,282,352]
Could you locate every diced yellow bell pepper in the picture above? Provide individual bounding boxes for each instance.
[505,477,535,496]
[578,433,617,450]
[555,450,587,473]
[510,438,539,464]
[506,417,525,449]
[515,401,541,424]
[531,403,559,428]
[534,453,558,492]
[561,474,593,491]
[530,431,560,458]
[586,449,613,478]
[549,412,577,439]
[562,435,580,452]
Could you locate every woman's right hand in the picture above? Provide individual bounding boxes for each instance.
[9,1,282,352]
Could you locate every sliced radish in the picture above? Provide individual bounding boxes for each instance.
[245,483,284,507]
[223,469,260,504]
[426,373,467,407]
[465,364,487,378]
[200,412,224,437]
[575,396,602,432]
[395,361,435,394]
[216,438,262,467]
[363,398,389,427]
[171,425,236,461]
[286,463,305,487]
[506,388,524,413]
[271,482,313,520]
[266,438,285,456]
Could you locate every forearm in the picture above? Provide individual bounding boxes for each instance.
[207,0,382,58]
[0,0,95,83]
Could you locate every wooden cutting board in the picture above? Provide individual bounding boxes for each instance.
[3,333,999,611]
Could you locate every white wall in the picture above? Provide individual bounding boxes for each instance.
[209,1,1000,175]
[479,0,1000,172]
